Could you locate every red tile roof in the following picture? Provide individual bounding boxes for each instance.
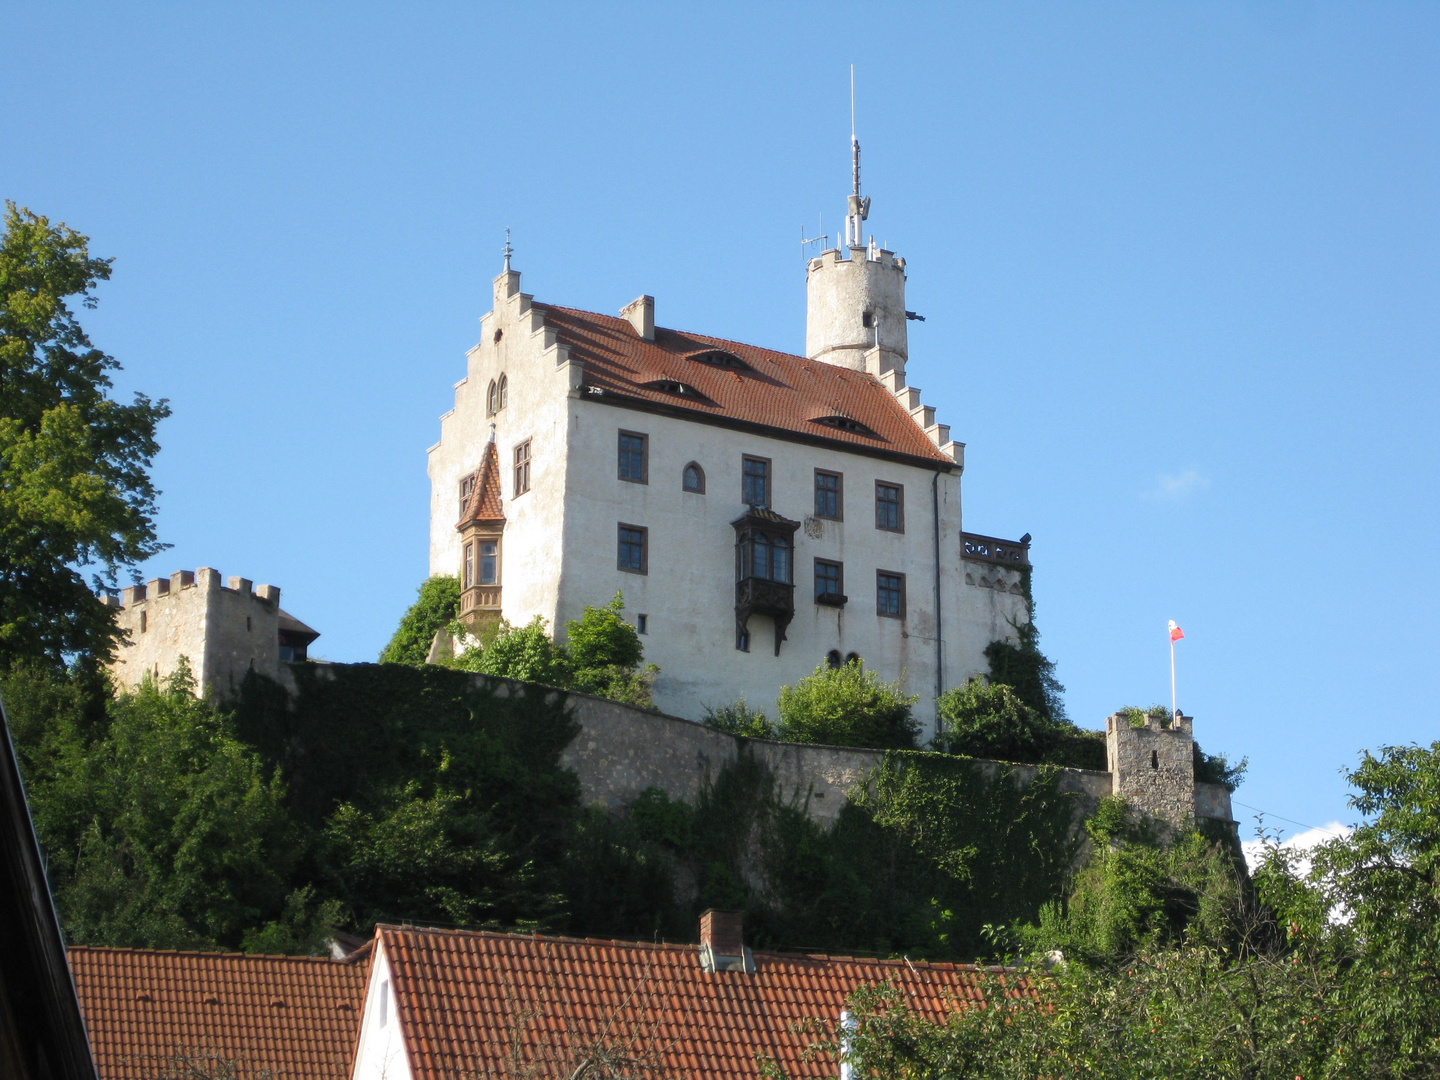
[539,305,954,466]
[458,439,505,527]
[378,925,1030,1080]
[67,945,369,1080]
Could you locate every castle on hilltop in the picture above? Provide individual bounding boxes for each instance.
[429,139,1031,736]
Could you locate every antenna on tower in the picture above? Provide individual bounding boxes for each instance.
[502,227,513,272]
[801,212,829,261]
[845,65,871,248]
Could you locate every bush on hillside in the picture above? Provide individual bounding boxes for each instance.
[453,593,658,708]
[379,576,460,665]
[775,662,918,750]
[701,700,777,739]
[936,678,1105,770]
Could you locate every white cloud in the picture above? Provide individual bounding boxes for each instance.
[1242,821,1352,874]
[1148,469,1211,501]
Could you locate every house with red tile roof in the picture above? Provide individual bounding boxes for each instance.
[350,912,1031,1080]
[429,150,1033,737]
[67,945,369,1080]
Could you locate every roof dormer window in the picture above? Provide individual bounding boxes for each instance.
[643,379,711,401]
[687,349,752,372]
[812,414,878,438]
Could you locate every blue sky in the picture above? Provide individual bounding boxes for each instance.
[4,3,1436,840]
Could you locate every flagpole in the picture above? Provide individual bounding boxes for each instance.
[1170,631,1177,719]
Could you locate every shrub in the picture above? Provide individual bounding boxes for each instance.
[379,576,461,665]
[701,700,777,739]
[776,662,918,749]
[936,678,1105,770]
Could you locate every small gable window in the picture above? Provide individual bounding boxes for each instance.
[486,380,499,416]
[459,472,477,518]
[683,462,705,493]
[498,373,508,410]
[813,414,878,438]
[688,349,752,372]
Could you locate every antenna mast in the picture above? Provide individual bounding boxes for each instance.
[845,65,871,248]
[502,227,513,272]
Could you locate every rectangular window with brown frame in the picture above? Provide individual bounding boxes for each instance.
[463,541,475,589]
[877,570,906,618]
[814,558,846,606]
[875,481,904,532]
[617,523,648,575]
[814,469,843,520]
[618,431,648,484]
[742,455,771,507]
[513,440,532,497]
[459,473,476,519]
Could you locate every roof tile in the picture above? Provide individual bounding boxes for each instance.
[378,925,1031,1080]
[68,946,368,1080]
[539,305,953,466]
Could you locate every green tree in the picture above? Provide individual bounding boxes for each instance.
[701,700,777,739]
[0,203,170,669]
[833,744,1440,1078]
[935,678,1105,770]
[454,594,658,707]
[18,663,296,949]
[775,661,918,749]
[379,575,461,665]
[563,593,657,707]
[455,615,574,686]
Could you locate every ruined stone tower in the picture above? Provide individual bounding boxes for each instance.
[1105,710,1197,830]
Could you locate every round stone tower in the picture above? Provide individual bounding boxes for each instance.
[805,131,909,377]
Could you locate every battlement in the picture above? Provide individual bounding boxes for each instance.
[806,246,907,274]
[107,568,281,609]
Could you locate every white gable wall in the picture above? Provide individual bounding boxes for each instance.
[349,943,412,1080]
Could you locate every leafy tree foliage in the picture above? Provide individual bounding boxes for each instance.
[984,620,1066,723]
[379,575,460,665]
[0,203,169,669]
[775,661,919,749]
[454,594,658,708]
[830,743,1440,1079]
[935,678,1105,769]
[701,699,776,739]
[6,662,296,949]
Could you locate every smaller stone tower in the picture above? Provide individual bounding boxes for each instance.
[102,568,318,699]
[1106,710,1196,830]
[805,128,909,378]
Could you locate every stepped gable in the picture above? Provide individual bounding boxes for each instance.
[538,303,955,466]
[67,945,369,1080]
[377,924,1031,1080]
[457,439,505,527]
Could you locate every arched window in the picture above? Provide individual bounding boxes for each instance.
[826,649,842,669]
[498,373,508,410]
[845,652,861,666]
[486,380,499,417]
[682,462,705,493]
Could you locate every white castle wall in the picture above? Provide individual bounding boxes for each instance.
[428,268,1031,739]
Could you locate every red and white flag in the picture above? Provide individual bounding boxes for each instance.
[1168,620,1185,642]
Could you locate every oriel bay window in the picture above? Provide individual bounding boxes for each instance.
[732,506,800,655]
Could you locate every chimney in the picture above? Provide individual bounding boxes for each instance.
[620,295,655,341]
[698,910,753,974]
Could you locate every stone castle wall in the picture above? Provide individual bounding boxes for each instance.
[469,675,1235,829]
